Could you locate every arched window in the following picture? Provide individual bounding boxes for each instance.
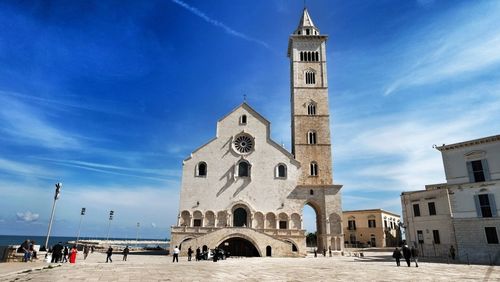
[300,52,304,61]
[305,71,316,84]
[307,131,317,144]
[315,52,319,61]
[240,115,247,125]
[307,103,316,115]
[238,161,250,177]
[307,52,312,61]
[196,162,207,177]
[310,162,318,176]
[276,164,287,178]
[306,29,310,35]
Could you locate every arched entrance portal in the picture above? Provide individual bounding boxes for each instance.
[218,237,260,257]
[233,208,248,227]
[303,202,323,252]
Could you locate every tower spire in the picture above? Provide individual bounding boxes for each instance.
[294,8,319,35]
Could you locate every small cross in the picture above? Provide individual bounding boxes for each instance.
[243,94,247,102]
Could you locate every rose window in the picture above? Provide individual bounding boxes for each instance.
[233,134,254,154]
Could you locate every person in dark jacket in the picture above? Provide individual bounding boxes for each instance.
[122,246,129,261]
[411,246,419,267]
[392,247,402,266]
[195,247,201,261]
[51,242,64,263]
[106,246,113,263]
[62,246,69,263]
[402,245,411,267]
[187,247,193,261]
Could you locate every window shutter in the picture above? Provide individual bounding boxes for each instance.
[473,195,482,217]
[482,159,491,181]
[489,194,498,217]
[466,161,474,183]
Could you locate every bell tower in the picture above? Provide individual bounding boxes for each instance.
[288,8,333,186]
[287,8,343,253]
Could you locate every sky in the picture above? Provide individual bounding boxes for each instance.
[1,0,500,239]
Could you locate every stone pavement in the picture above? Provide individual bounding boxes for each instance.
[0,251,498,281]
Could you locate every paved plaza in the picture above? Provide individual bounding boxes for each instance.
[0,251,499,281]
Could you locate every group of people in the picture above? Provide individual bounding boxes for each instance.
[172,245,227,263]
[392,245,419,267]
[313,246,333,257]
[19,240,37,262]
[105,245,130,263]
[49,242,78,264]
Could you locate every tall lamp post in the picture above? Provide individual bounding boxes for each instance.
[44,182,62,250]
[76,207,86,247]
[136,222,140,248]
[106,210,114,243]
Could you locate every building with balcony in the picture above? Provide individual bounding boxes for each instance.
[343,209,400,248]
[401,134,500,264]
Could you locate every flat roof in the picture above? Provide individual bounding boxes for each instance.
[343,209,400,217]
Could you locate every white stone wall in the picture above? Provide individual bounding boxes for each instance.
[179,104,301,223]
[440,139,500,184]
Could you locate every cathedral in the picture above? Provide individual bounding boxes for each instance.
[170,8,343,257]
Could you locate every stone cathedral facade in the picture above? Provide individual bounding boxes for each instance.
[171,9,343,257]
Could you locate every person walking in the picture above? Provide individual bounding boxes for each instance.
[449,245,456,260]
[69,246,77,264]
[411,246,419,267]
[51,242,63,263]
[392,247,402,266]
[172,246,180,263]
[187,247,193,261]
[329,246,332,257]
[314,248,317,257]
[402,245,411,267]
[83,245,90,260]
[123,246,130,261]
[62,246,69,263]
[196,247,201,261]
[322,248,326,257]
[106,246,113,263]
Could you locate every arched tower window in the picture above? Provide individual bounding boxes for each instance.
[240,115,247,125]
[307,103,316,115]
[310,162,318,176]
[307,131,317,144]
[305,71,316,85]
[196,162,207,177]
[306,29,310,35]
[237,160,251,177]
[276,164,287,178]
[300,52,304,61]
[315,51,319,61]
[307,52,312,61]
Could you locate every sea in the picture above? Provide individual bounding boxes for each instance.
[0,235,169,248]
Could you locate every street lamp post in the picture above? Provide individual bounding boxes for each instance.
[136,222,140,248]
[106,210,114,243]
[76,208,86,247]
[44,182,62,250]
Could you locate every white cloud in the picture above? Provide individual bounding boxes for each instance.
[384,2,500,95]
[0,95,81,149]
[0,157,55,179]
[16,211,40,222]
[171,0,270,49]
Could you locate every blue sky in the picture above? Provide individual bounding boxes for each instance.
[1,0,500,239]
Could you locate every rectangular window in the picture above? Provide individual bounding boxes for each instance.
[417,230,424,243]
[478,194,493,218]
[432,230,441,244]
[428,202,436,216]
[470,160,485,182]
[368,219,376,228]
[279,221,287,229]
[485,227,499,244]
[193,219,202,227]
[384,220,388,229]
[413,204,421,217]
[348,220,356,230]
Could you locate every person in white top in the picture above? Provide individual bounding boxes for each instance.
[173,246,180,263]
